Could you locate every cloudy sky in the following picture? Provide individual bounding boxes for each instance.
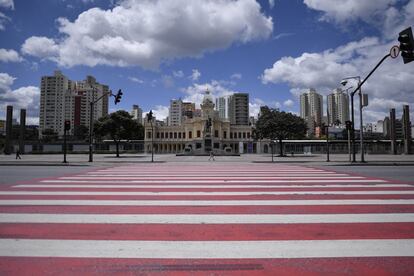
[0,0,413,125]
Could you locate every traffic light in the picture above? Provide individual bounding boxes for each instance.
[114,89,123,104]
[147,110,153,121]
[64,120,71,131]
[398,27,414,64]
[345,120,352,130]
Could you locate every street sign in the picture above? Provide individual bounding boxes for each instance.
[390,45,400,58]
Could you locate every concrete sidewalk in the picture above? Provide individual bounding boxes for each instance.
[1,153,414,166]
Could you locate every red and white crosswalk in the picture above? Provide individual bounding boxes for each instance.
[1,163,414,275]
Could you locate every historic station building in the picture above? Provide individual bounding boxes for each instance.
[144,90,256,154]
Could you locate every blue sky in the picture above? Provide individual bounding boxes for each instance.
[0,0,413,125]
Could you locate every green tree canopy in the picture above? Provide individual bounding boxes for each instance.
[94,110,144,157]
[254,106,307,156]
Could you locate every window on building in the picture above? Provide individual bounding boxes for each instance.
[214,143,220,149]
[178,132,181,139]
[197,130,201,137]
[196,143,202,149]
[169,132,173,139]
[230,132,233,139]
[247,132,250,139]
[223,131,227,139]
[183,132,186,139]
[147,131,152,139]
[238,132,241,139]
[174,132,177,139]
[214,130,219,138]
[161,132,164,139]
[156,132,160,139]
[189,131,192,139]
[243,132,246,139]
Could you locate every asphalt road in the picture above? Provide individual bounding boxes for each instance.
[316,165,414,183]
[0,166,96,185]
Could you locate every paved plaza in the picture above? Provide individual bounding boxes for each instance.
[0,161,414,274]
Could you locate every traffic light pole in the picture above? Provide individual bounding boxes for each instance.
[151,120,154,163]
[63,128,67,163]
[88,90,115,162]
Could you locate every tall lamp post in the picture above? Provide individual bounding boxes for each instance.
[89,89,122,162]
[340,76,363,162]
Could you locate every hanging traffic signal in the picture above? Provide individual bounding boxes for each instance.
[398,27,414,64]
[345,120,352,130]
[114,89,123,104]
[147,110,153,121]
[64,120,71,131]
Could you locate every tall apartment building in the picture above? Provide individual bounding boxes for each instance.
[131,105,143,125]
[327,88,349,126]
[300,88,323,126]
[228,93,249,125]
[182,102,196,120]
[168,99,183,126]
[215,96,228,119]
[39,71,109,137]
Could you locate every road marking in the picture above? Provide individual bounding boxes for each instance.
[14,184,411,189]
[40,179,387,183]
[1,190,413,195]
[1,199,413,206]
[1,239,413,258]
[60,176,365,179]
[1,213,413,224]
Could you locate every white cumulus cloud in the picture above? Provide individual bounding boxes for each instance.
[21,0,273,69]
[0,48,22,62]
[190,69,201,81]
[0,72,40,124]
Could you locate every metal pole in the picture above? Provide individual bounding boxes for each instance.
[326,95,330,162]
[350,94,356,162]
[348,129,351,162]
[151,120,154,162]
[358,77,365,162]
[63,128,67,163]
[89,101,93,162]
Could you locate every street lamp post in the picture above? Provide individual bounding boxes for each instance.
[341,77,362,163]
[326,95,330,162]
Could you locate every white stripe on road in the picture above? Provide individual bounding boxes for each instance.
[84,172,341,176]
[1,239,413,258]
[1,213,413,224]
[1,191,413,195]
[1,199,413,206]
[14,184,411,189]
[60,176,364,180]
[40,179,387,183]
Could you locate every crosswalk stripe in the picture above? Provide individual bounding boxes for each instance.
[14,184,411,189]
[60,176,365,179]
[1,199,414,206]
[1,190,414,195]
[1,239,414,258]
[40,179,387,183]
[1,213,413,224]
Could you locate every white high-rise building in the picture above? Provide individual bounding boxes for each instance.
[131,105,143,125]
[300,88,323,127]
[39,71,109,138]
[215,96,228,119]
[168,99,183,126]
[327,88,349,126]
[228,93,249,125]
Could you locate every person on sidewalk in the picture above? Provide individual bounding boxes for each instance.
[208,151,215,161]
[15,149,22,160]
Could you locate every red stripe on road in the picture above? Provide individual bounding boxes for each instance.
[0,257,413,275]
[1,222,414,241]
[1,194,414,200]
[1,205,414,214]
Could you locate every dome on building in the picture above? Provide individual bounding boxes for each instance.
[202,89,214,105]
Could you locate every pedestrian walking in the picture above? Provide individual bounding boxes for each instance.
[15,149,22,160]
[208,151,215,161]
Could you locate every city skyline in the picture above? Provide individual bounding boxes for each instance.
[0,0,413,126]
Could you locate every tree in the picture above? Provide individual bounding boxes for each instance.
[254,106,307,157]
[41,128,58,143]
[74,125,89,141]
[94,110,144,157]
